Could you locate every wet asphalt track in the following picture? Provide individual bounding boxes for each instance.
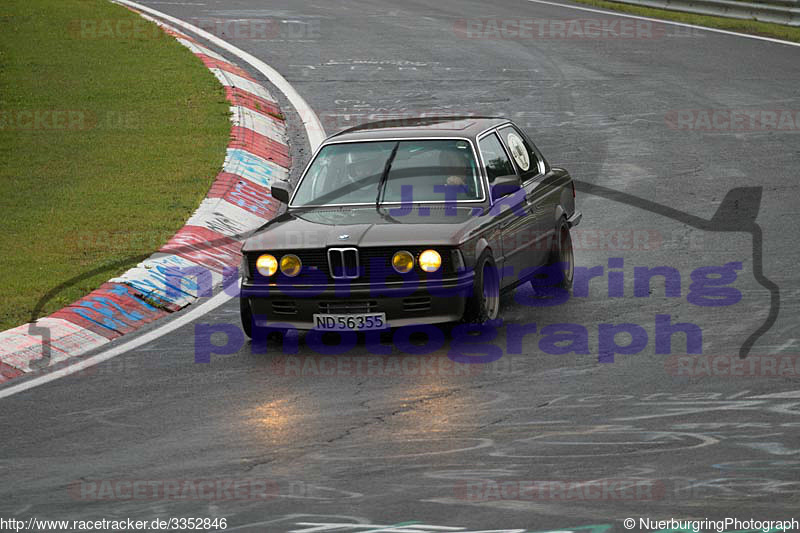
[1,0,800,531]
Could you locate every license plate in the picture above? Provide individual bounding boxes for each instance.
[313,313,387,331]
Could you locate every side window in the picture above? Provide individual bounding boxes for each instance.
[478,133,516,183]
[498,125,541,181]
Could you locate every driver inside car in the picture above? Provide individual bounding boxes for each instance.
[439,149,468,188]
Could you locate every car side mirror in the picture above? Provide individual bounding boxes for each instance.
[491,174,521,201]
[271,180,292,204]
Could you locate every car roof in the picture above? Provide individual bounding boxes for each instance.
[326,116,512,143]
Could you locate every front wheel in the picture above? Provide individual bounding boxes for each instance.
[240,296,285,343]
[462,252,501,324]
[240,294,254,338]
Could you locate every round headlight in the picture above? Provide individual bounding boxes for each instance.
[392,250,415,274]
[418,249,441,273]
[280,254,302,277]
[256,254,278,277]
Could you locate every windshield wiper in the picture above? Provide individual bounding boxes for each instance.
[375,141,400,208]
[299,171,381,206]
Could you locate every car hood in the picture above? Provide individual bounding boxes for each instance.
[242,205,483,251]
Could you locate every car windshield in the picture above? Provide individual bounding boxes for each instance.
[291,139,482,206]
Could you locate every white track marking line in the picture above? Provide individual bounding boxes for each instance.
[525,0,800,48]
[747,390,800,399]
[113,0,327,148]
[770,338,797,354]
[0,290,231,400]
[0,4,325,400]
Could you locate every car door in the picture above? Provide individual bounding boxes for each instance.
[477,130,531,288]
[497,124,552,277]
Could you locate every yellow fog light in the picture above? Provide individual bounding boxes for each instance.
[280,254,302,277]
[392,250,415,274]
[419,249,441,273]
[256,254,278,277]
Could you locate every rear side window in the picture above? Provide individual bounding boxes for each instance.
[478,133,516,183]
[498,125,540,181]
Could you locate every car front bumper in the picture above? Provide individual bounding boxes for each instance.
[240,272,475,330]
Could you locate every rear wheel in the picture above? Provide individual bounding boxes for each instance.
[550,217,574,289]
[462,252,500,324]
[527,217,574,293]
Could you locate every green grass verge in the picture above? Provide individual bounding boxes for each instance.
[568,0,800,42]
[0,0,231,330]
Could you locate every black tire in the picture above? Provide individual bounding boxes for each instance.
[549,217,574,289]
[462,252,501,324]
[240,294,254,338]
[240,295,285,342]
